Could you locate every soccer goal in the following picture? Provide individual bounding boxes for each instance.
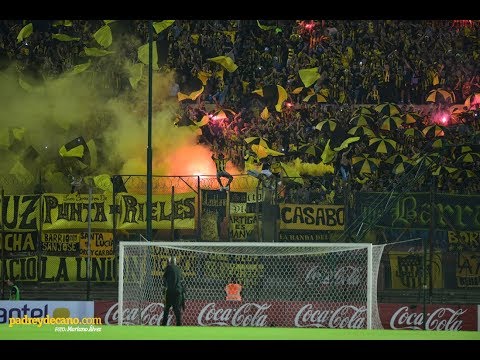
[118,242,386,329]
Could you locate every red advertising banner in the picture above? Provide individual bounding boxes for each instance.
[379,304,477,331]
[95,301,478,331]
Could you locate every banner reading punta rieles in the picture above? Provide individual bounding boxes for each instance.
[0,193,196,231]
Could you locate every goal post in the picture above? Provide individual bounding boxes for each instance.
[118,242,386,329]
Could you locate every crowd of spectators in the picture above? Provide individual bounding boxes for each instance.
[0,19,479,201]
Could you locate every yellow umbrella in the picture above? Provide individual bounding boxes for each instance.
[348,126,376,138]
[379,115,404,131]
[352,153,380,175]
[404,128,424,139]
[426,88,455,104]
[353,106,375,116]
[402,112,423,125]
[245,136,269,148]
[456,152,480,163]
[298,143,323,159]
[385,154,408,165]
[432,165,458,176]
[432,138,450,149]
[422,124,446,138]
[368,137,397,154]
[464,93,480,109]
[453,169,477,179]
[350,114,374,127]
[374,102,401,116]
[316,119,337,132]
[393,160,416,175]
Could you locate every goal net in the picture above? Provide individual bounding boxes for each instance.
[118,241,385,329]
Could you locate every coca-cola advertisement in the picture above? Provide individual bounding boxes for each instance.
[297,258,365,288]
[95,301,478,330]
[380,304,477,331]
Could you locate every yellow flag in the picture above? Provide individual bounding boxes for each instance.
[93,24,112,48]
[321,140,337,164]
[153,20,175,34]
[59,137,85,158]
[261,107,269,120]
[126,62,144,89]
[68,61,91,75]
[222,30,236,43]
[17,23,33,43]
[137,43,158,70]
[194,115,210,127]
[250,145,284,162]
[84,47,115,57]
[292,87,304,94]
[276,85,287,112]
[93,174,113,193]
[252,88,264,97]
[197,71,211,86]
[333,137,361,152]
[207,56,238,73]
[278,162,304,185]
[18,78,33,92]
[52,34,80,41]
[191,34,200,44]
[242,81,250,94]
[11,127,25,141]
[177,87,204,102]
[53,20,73,27]
[299,67,321,88]
[215,69,224,81]
[257,20,277,31]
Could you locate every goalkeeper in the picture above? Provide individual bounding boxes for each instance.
[161,256,185,326]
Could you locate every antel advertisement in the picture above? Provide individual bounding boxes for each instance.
[94,301,478,331]
[0,301,95,324]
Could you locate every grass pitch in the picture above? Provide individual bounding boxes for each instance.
[2,324,480,340]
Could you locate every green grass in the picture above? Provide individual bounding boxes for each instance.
[2,324,480,340]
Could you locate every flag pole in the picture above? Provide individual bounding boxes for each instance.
[146,20,153,241]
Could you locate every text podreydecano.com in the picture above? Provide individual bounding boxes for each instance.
[8,315,102,328]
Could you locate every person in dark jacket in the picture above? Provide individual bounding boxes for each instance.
[161,256,185,326]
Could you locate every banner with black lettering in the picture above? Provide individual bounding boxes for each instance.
[42,193,113,230]
[0,231,37,256]
[40,232,113,258]
[0,256,116,282]
[116,193,195,230]
[41,233,80,256]
[202,254,264,287]
[0,195,40,231]
[456,251,480,287]
[278,230,333,242]
[200,189,226,241]
[229,213,257,241]
[388,251,443,289]
[79,232,114,258]
[448,231,480,252]
[355,192,480,231]
[229,191,247,214]
[246,190,263,213]
[279,204,344,231]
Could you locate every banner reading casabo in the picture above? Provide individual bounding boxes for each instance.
[279,204,344,231]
